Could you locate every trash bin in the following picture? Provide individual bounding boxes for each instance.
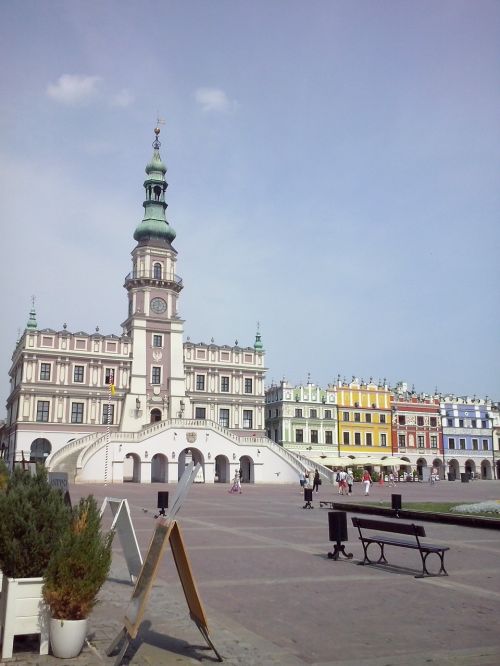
[460,472,469,483]
[447,472,455,481]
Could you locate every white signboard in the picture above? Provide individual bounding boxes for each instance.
[100,498,143,584]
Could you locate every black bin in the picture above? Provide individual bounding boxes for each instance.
[328,511,348,542]
[157,491,169,509]
[460,473,469,483]
[391,494,402,511]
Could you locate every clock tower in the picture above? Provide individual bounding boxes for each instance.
[121,127,186,430]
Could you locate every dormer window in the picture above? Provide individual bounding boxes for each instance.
[153,263,162,279]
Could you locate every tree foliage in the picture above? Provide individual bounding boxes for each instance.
[0,466,71,578]
[43,495,113,620]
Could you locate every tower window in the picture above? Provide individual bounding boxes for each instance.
[151,367,161,384]
[74,366,84,383]
[40,363,51,381]
[153,263,162,279]
[153,335,162,347]
[196,375,205,391]
[153,185,162,200]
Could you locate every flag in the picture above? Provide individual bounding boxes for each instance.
[110,384,116,396]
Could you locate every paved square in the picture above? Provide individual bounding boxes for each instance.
[7,480,500,665]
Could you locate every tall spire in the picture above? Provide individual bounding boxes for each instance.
[26,296,37,331]
[133,126,176,244]
[254,321,263,351]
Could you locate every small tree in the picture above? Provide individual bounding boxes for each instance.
[43,496,113,620]
[0,466,71,578]
[0,458,9,491]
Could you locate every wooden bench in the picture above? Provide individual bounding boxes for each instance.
[351,516,449,578]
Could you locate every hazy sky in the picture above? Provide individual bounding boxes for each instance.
[1,1,499,411]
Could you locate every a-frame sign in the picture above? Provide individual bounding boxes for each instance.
[106,463,222,664]
[100,497,143,584]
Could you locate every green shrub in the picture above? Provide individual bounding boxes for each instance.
[43,495,113,620]
[371,470,380,482]
[0,466,71,578]
[352,468,362,482]
[0,458,9,491]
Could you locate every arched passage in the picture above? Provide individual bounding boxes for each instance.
[30,438,51,464]
[416,457,427,480]
[465,459,476,478]
[432,458,444,480]
[178,448,205,482]
[480,459,492,480]
[239,455,254,483]
[151,453,168,482]
[150,409,162,423]
[215,455,230,483]
[447,459,459,481]
[124,453,141,483]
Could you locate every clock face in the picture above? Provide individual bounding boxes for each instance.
[150,297,167,314]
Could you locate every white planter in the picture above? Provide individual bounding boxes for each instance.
[0,576,49,659]
[49,617,88,658]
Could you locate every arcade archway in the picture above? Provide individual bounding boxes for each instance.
[30,438,52,464]
[151,453,168,482]
[124,453,141,483]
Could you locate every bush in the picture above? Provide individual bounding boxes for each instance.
[0,466,71,578]
[43,495,113,620]
[0,458,9,491]
[371,470,380,482]
[352,468,362,482]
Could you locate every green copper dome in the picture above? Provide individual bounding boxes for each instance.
[133,128,176,244]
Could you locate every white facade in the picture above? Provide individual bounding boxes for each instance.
[1,131,303,485]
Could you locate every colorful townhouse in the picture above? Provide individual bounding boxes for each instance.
[336,378,392,456]
[265,380,338,451]
[391,383,443,478]
[441,397,494,479]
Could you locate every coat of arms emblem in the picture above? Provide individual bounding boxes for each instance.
[186,432,197,443]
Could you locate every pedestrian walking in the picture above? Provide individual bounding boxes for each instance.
[346,469,354,495]
[313,469,320,493]
[362,469,372,496]
[228,470,242,494]
[388,472,395,487]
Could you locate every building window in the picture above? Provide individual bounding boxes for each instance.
[295,408,303,418]
[417,435,425,448]
[73,365,84,383]
[471,419,477,427]
[472,438,478,450]
[39,363,51,381]
[105,368,115,385]
[365,413,372,423]
[354,432,361,446]
[296,429,304,443]
[431,435,437,448]
[343,431,350,445]
[153,335,162,347]
[380,433,387,447]
[153,262,162,279]
[459,419,464,428]
[380,414,386,424]
[310,409,317,418]
[482,439,489,451]
[398,434,406,448]
[398,415,406,425]
[311,430,318,444]
[417,416,424,426]
[324,409,332,419]
[354,412,360,422]
[36,400,49,422]
[102,404,114,424]
[244,378,253,394]
[71,402,84,424]
[325,431,333,444]
[365,433,373,446]
[447,418,453,427]
[430,417,437,427]
[343,412,349,421]
[459,438,466,449]
[196,374,205,391]
[221,376,230,392]
[195,407,206,419]
[151,367,161,384]
[449,438,455,450]
[219,408,229,428]
[482,420,487,428]
[243,410,253,429]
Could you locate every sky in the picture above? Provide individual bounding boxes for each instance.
[1,0,499,411]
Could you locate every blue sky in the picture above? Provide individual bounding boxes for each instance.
[1,0,499,409]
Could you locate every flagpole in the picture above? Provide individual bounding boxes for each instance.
[105,371,114,486]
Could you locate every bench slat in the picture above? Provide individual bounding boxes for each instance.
[352,517,426,537]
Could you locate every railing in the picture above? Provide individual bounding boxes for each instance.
[124,271,183,287]
[291,450,335,483]
[46,431,101,469]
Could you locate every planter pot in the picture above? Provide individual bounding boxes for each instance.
[0,576,49,659]
[50,617,88,658]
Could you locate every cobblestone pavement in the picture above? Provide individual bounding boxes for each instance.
[2,480,500,665]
